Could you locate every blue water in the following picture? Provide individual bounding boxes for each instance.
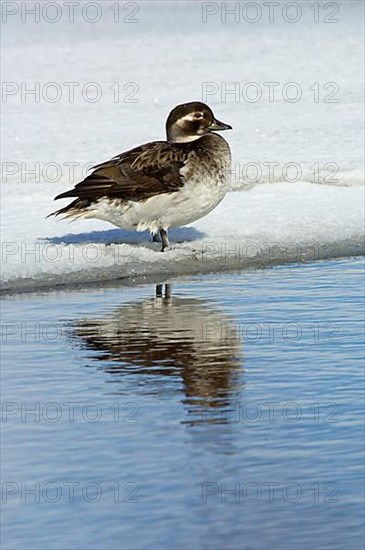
[1,257,364,550]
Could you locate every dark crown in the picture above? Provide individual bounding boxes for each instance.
[166,102,214,128]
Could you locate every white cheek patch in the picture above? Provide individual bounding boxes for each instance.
[181,113,202,122]
[172,114,206,141]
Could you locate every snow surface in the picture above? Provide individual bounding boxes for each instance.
[1,1,364,292]
[1,181,364,292]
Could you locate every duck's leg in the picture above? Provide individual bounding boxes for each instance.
[159,229,170,252]
[152,233,160,243]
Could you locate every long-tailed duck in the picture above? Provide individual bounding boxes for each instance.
[50,101,232,251]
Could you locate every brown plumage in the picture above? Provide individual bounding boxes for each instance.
[52,141,193,210]
[49,101,232,250]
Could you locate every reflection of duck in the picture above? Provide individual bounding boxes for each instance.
[73,285,244,419]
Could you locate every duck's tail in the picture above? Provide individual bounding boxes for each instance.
[47,198,93,220]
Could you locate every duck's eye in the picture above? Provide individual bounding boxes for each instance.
[193,112,204,119]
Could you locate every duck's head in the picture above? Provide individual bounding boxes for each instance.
[166,101,232,143]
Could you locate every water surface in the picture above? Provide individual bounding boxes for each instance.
[1,258,364,549]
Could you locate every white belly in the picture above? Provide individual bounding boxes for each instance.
[80,134,231,233]
[85,171,229,234]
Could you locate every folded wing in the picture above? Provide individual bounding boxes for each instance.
[54,141,189,204]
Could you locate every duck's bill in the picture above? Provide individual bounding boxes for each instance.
[209,119,232,132]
